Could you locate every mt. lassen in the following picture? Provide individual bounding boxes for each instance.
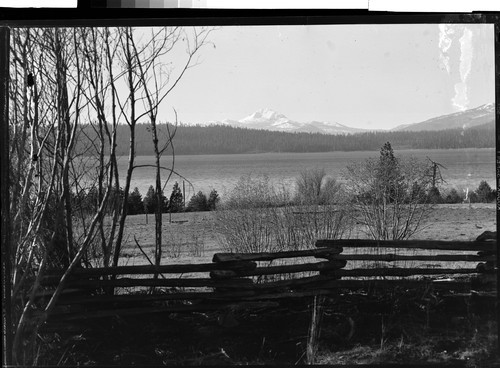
[210,108,367,135]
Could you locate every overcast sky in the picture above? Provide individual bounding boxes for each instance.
[159,24,494,130]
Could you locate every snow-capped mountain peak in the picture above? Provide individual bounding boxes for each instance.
[212,109,367,135]
[240,108,289,124]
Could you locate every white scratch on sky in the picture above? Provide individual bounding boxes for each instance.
[452,27,473,111]
[438,24,474,112]
[438,24,454,74]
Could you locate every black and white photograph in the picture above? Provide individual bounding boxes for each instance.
[1,8,498,366]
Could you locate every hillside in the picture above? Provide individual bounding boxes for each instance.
[391,103,495,131]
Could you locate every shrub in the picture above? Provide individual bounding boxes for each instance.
[216,173,351,253]
[295,168,341,205]
[344,142,435,240]
[444,188,463,204]
[406,182,427,204]
[224,174,276,209]
[207,189,220,210]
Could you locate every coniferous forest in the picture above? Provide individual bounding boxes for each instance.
[77,121,495,156]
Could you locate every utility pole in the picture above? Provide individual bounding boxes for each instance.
[1,26,12,366]
[183,181,185,208]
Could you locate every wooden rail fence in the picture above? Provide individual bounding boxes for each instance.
[40,235,497,322]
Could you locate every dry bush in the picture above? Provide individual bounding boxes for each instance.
[162,215,205,258]
[295,167,341,205]
[163,228,184,258]
[344,144,435,241]
[216,174,352,254]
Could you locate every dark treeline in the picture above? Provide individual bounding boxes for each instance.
[76,121,495,156]
[72,183,221,216]
[72,177,495,218]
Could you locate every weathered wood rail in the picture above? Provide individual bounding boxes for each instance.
[41,234,497,322]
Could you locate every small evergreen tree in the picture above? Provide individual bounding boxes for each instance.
[444,188,463,204]
[143,185,167,213]
[143,185,156,214]
[427,186,442,204]
[187,191,208,212]
[469,191,479,203]
[375,142,404,203]
[475,180,494,203]
[128,187,144,215]
[207,189,220,210]
[169,182,184,213]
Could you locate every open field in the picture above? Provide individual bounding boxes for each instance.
[116,203,497,267]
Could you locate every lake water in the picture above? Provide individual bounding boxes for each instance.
[117,148,496,200]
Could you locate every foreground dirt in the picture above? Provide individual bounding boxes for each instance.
[414,203,497,241]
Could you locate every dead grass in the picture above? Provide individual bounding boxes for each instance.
[315,320,498,366]
[116,203,495,269]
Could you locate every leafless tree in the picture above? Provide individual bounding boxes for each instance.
[8,27,116,364]
[131,26,213,278]
[344,144,435,240]
[7,26,214,363]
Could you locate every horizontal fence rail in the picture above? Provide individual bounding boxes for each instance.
[53,279,481,306]
[44,261,258,277]
[212,247,342,262]
[334,268,491,277]
[210,260,347,279]
[330,254,496,262]
[316,239,497,252]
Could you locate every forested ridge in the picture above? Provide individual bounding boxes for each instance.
[77,121,495,156]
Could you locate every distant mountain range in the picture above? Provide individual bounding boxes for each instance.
[205,103,495,135]
[77,104,495,157]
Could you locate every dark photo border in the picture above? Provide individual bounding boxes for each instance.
[1,5,498,367]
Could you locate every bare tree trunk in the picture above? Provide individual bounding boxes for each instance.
[112,28,137,270]
[131,27,214,279]
[1,25,12,368]
[7,26,215,362]
[54,29,75,264]
[104,27,121,269]
[153,122,163,275]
